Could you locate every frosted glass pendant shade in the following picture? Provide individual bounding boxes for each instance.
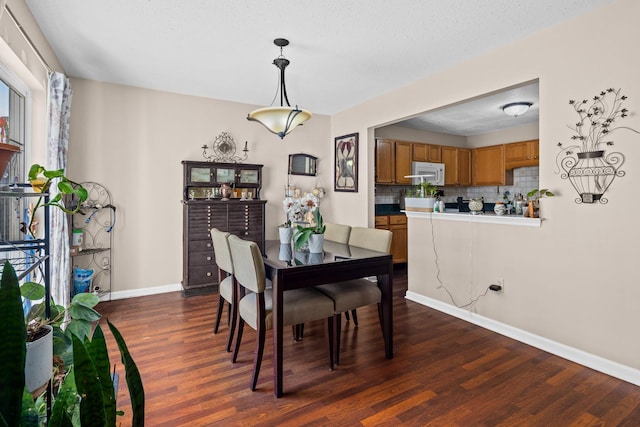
[247,106,312,139]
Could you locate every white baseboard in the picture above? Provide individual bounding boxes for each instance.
[405,290,640,387]
[107,283,182,301]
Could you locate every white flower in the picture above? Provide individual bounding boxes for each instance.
[282,197,295,214]
[299,193,318,213]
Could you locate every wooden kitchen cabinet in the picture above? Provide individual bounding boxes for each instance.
[505,139,539,169]
[441,146,471,186]
[473,145,513,186]
[394,141,413,185]
[413,143,442,163]
[375,215,407,263]
[375,139,394,183]
[375,139,413,185]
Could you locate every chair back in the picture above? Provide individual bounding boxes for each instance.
[348,227,392,253]
[324,223,351,244]
[228,235,267,294]
[210,228,233,274]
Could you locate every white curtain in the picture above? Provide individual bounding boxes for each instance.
[46,72,73,307]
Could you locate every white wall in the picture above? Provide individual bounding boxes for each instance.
[331,0,640,374]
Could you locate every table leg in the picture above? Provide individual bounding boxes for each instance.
[272,274,284,397]
[379,265,394,359]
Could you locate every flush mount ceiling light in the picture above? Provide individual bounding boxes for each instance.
[502,102,533,118]
[247,38,312,139]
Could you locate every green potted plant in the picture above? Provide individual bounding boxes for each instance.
[27,163,88,238]
[525,188,555,218]
[404,180,438,212]
[293,208,326,253]
[1,261,145,426]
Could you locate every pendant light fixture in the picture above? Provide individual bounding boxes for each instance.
[502,102,533,118]
[247,38,312,139]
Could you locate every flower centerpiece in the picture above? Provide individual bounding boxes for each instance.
[556,88,639,204]
[293,208,326,253]
[282,192,321,246]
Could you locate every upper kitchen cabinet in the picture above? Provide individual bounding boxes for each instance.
[505,139,539,169]
[375,139,394,183]
[442,146,471,186]
[375,139,412,185]
[394,141,413,184]
[412,143,442,163]
[473,145,513,186]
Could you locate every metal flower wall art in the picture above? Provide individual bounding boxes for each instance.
[556,88,639,204]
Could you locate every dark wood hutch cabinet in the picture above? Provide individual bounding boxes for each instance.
[182,161,266,296]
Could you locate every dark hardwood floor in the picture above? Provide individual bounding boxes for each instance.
[97,266,640,426]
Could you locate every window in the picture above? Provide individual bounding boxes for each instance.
[0,77,26,184]
[0,74,27,242]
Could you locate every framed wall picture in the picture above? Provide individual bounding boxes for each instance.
[334,132,358,192]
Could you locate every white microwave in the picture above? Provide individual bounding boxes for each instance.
[408,161,445,186]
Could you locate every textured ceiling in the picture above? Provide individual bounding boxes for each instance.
[26,0,611,133]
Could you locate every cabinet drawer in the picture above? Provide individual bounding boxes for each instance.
[189,239,214,252]
[375,216,389,227]
[188,250,216,268]
[186,265,217,286]
[389,215,407,226]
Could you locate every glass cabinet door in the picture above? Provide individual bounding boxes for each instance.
[239,168,259,185]
[216,167,235,183]
[190,167,212,184]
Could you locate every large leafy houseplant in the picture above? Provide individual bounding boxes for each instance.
[0,261,145,427]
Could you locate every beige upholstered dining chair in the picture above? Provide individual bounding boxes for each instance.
[315,226,392,364]
[324,223,351,244]
[210,228,238,353]
[228,234,336,391]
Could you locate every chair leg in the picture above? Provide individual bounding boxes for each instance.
[226,301,232,325]
[351,309,359,326]
[214,295,224,334]
[333,313,342,366]
[344,311,350,321]
[250,319,266,391]
[292,323,305,341]
[232,319,244,363]
[226,300,238,353]
[326,316,334,371]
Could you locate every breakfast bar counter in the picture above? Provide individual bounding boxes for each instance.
[403,210,541,227]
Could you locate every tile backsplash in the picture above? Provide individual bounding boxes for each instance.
[375,166,539,204]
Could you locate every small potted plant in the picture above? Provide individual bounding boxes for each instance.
[525,188,555,218]
[278,219,293,244]
[293,208,326,253]
[280,197,297,243]
[404,180,438,212]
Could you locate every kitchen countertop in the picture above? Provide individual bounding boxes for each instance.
[403,210,541,227]
[375,204,404,216]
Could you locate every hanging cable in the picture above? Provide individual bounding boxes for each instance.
[428,213,492,309]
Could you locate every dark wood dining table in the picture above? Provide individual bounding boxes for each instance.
[262,239,394,397]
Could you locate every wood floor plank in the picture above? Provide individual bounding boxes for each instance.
[95,265,640,426]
